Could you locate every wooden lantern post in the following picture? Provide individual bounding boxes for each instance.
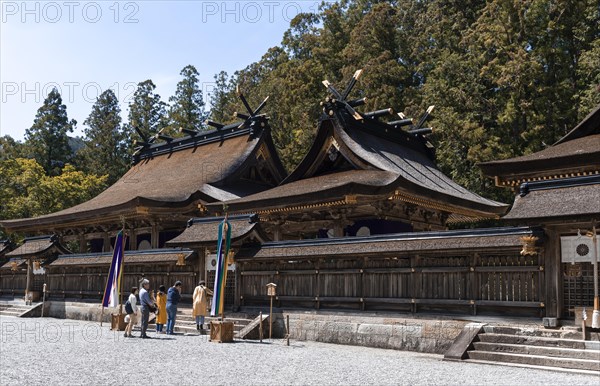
[266,283,277,339]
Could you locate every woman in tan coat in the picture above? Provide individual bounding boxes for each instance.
[192,280,213,331]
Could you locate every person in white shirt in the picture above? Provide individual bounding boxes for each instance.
[124,287,138,338]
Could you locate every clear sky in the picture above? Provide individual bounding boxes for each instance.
[1,0,327,141]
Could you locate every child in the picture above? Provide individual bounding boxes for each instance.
[124,287,138,338]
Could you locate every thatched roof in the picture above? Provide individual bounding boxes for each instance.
[210,108,507,220]
[1,124,286,232]
[504,175,600,221]
[479,104,600,180]
[166,214,268,247]
[236,227,540,261]
[555,104,600,145]
[0,258,25,270]
[479,134,600,177]
[5,235,70,258]
[0,240,10,257]
[49,248,195,267]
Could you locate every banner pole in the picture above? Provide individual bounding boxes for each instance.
[591,226,599,329]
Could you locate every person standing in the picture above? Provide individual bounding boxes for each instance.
[124,287,138,338]
[139,279,156,339]
[192,280,213,332]
[166,281,182,335]
[155,285,167,333]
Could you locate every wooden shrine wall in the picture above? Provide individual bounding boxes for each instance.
[0,263,200,303]
[238,248,546,317]
[0,270,26,297]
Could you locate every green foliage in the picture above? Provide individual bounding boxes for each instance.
[3,0,599,227]
[209,71,237,124]
[126,80,168,143]
[0,158,108,238]
[207,0,599,202]
[0,136,27,161]
[24,88,76,176]
[78,89,129,185]
[167,65,208,135]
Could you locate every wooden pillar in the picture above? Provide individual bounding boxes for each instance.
[79,234,86,253]
[204,248,210,287]
[360,257,366,311]
[272,217,285,241]
[315,259,321,310]
[103,232,110,252]
[544,227,560,318]
[333,220,344,237]
[151,223,159,249]
[411,254,422,313]
[234,261,242,311]
[471,253,481,315]
[273,225,282,241]
[129,228,137,251]
[25,259,33,301]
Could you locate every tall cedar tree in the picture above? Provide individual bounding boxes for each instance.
[25,88,76,175]
[79,89,128,184]
[209,71,237,124]
[126,80,167,143]
[168,65,207,135]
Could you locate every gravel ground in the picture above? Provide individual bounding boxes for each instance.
[1,315,598,386]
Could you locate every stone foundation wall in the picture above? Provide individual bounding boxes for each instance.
[276,311,469,354]
[23,301,468,354]
[44,301,118,323]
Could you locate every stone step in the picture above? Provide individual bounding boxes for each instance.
[467,350,600,372]
[0,306,32,313]
[463,359,600,376]
[483,326,583,340]
[472,342,600,361]
[0,309,31,315]
[0,305,34,316]
[0,310,23,316]
[477,333,600,350]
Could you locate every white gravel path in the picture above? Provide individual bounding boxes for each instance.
[1,316,598,385]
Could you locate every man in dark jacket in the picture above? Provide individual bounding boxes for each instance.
[166,281,182,335]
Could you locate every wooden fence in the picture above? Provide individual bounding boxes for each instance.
[0,263,201,303]
[238,250,545,316]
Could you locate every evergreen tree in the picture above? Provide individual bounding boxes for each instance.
[207,0,599,201]
[79,89,129,184]
[24,88,76,175]
[126,80,167,143]
[209,71,236,124]
[167,65,207,134]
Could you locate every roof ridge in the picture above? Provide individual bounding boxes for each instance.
[256,226,541,249]
[57,247,192,259]
[518,174,600,197]
[133,123,257,164]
